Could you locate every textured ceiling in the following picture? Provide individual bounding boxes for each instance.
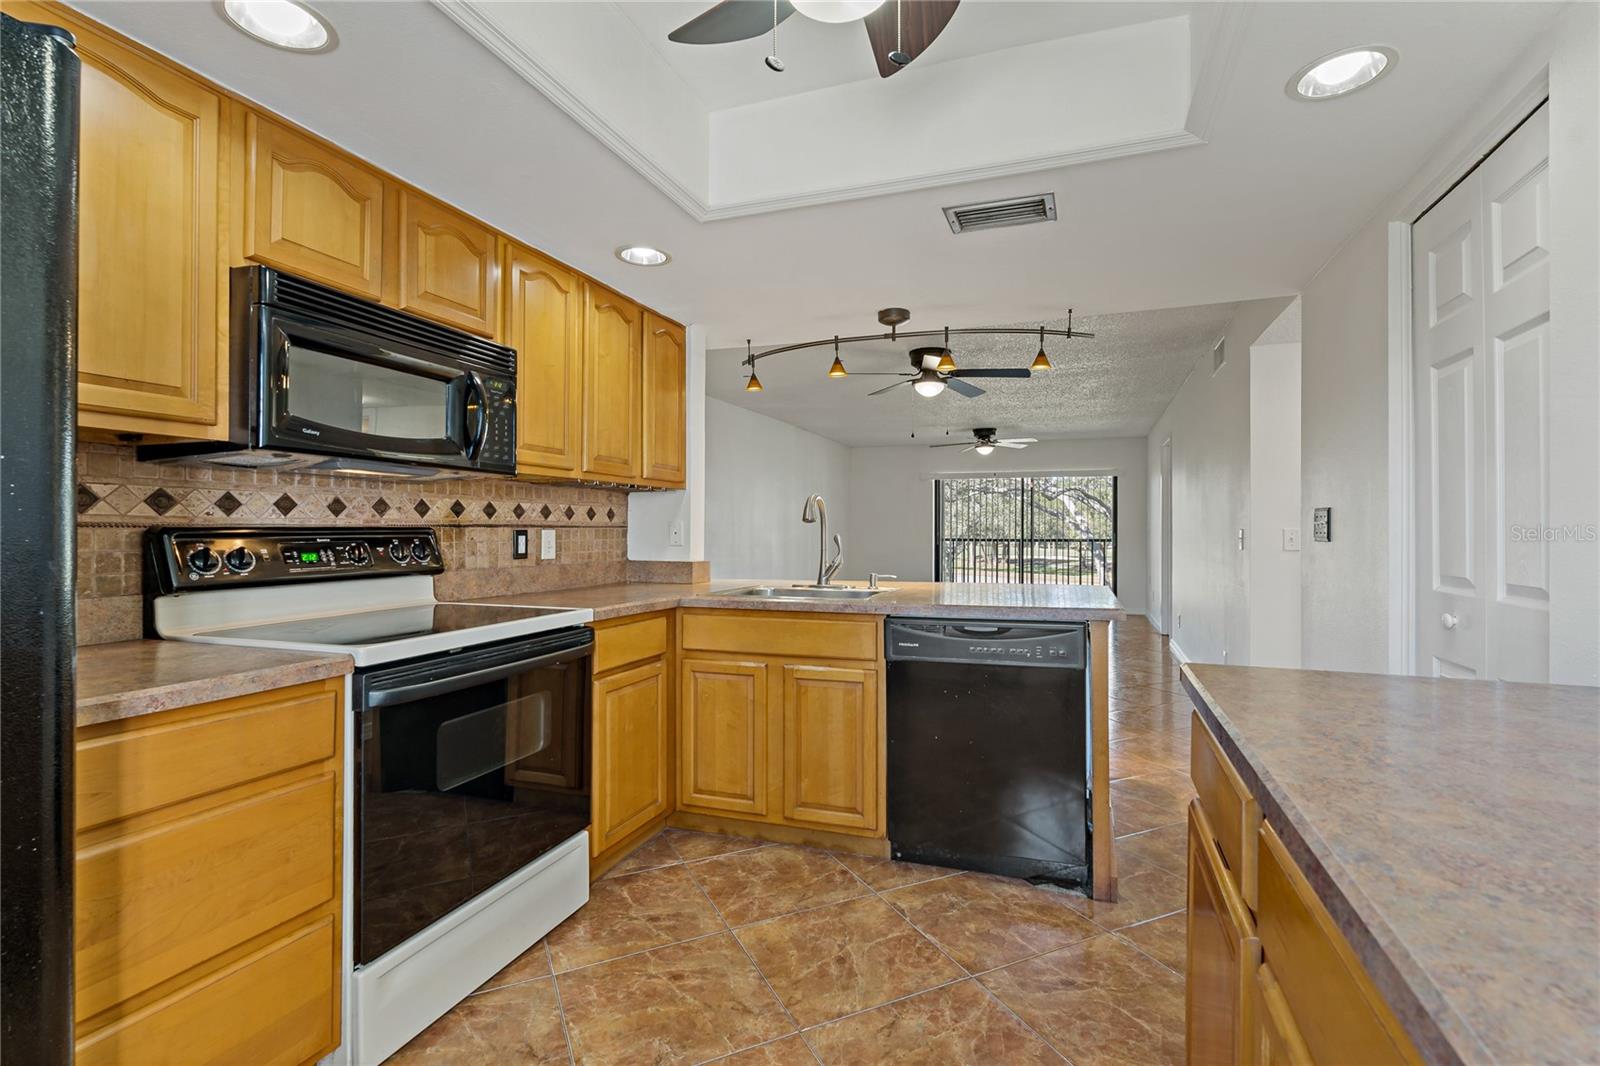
[706,302,1240,446]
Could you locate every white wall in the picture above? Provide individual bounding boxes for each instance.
[629,325,707,561]
[1146,296,1295,666]
[1300,2,1599,682]
[704,397,853,580]
[1248,341,1303,668]
[846,438,1148,613]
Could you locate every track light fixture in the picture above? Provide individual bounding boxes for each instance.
[1031,325,1054,372]
[745,339,764,392]
[828,336,848,378]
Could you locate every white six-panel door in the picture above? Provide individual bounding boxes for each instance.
[1412,102,1550,682]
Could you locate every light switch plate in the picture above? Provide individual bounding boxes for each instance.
[1283,527,1301,551]
[540,529,556,560]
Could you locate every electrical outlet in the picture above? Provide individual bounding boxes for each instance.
[1283,527,1302,551]
[668,521,684,547]
[512,529,529,559]
[540,529,556,560]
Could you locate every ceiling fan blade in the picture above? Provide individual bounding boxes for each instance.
[868,379,912,397]
[996,441,1030,449]
[949,368,1031,379]
[999,438,1039,445]
[928,441,974,448]
[863,0,959,77]
[945,377,985,398]
[668,1,794,44]
[850,372,914,377]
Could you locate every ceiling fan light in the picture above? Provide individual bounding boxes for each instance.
[974,443,996,456]
[791,0,884,24]
[745,371,763,392]
[1031,348,1054,371]
[935,351,957,372]
[912,371,946,398]
[828,355,848,378]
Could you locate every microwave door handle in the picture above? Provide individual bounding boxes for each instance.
[365,646,585,709]
[464,372,489,460]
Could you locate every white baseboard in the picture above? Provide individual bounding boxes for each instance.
[1168,638,1191,666]
[1143,610,1167,635]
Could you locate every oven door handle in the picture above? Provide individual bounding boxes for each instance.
[364,646,587,708]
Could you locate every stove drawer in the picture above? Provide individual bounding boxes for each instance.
[76,679,340,831]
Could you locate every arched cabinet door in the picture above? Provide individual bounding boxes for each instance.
[582,283,643,481]
[643,314,687,487]
[243,114,386,301]
[398,190,498,336]
[503,243,583,477]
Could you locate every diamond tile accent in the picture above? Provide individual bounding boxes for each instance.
[414,499,430,518]
[586,507,597,521]
[450,500,466,518]
[372,497,391,517]
[327,497,347,517]
[513,503,527,519]
[564,506,575,520]
[144,488,179,516]
[77,484,102,515]
[540,505,553,520]
[273,493,298,516]
[607,508,616,521]
[214,491,243,517]
[483,501,498,518]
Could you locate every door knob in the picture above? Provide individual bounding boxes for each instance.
[1441,612,1459,630]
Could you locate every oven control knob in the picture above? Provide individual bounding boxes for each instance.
[223,546,257,574]
[346,542,371,566]
[185,544,222,576]
[387,539,410,564]
[409,540,434,565]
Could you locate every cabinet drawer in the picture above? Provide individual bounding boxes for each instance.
[76,680,339,831]
[75,771,338,1022]
[593,614,669,676]
[682,611,877,662]
[75,916,338,1066]
[1254,824,1422,1066]
[1190,710,1260,908]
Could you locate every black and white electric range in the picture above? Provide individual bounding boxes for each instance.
[145,526,595,1064]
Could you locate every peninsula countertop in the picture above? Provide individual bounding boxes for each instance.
[460,579,1126,623]
[1181,663,1600,1066]
[76,640,353,727]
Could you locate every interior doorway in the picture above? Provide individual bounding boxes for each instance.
[1160,438,1173,634]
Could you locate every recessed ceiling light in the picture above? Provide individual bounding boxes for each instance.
[791,1,885,25]
[220,0,335,52]
[1289,46,1396,100]
[615,245,671,267]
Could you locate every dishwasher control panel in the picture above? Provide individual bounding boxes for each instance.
[885,619,1087,669]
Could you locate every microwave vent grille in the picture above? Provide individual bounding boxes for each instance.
[263,269,517,377]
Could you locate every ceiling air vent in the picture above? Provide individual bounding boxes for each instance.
[942,193,1057,234]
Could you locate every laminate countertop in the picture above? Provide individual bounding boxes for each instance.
[462,580,1126,623]
[1181,663,1600,1066]
[76,640,353,727]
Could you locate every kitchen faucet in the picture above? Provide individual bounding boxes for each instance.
[801,493,843,587]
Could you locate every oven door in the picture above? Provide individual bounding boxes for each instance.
[259,309,488,469]
[354,629,591,967]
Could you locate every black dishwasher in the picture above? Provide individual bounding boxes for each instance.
[886,618,1091,889]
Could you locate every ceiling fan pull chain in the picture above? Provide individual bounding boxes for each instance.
[888,0,911,66]
[765,0,785,71]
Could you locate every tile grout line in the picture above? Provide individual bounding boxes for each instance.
[545,940,578,1066]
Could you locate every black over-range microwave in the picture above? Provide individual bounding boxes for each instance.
[139,266,516,479]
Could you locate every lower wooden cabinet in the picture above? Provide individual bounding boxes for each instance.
[72,677,343,1066]
[680,657,770,818]
[781,664,878,831]
[1186,800,1258,1066]
[589,615,673,861]
[1247,961,1314,1066]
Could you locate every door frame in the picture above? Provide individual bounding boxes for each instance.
[1385,73,1550,676]
[1160,436,1174,636]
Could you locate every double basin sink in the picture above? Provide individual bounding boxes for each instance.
[720,584,894,601]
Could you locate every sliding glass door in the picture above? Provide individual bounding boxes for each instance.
[934,475,1117,590]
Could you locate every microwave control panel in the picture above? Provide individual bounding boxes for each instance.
[145,527,444,593]
[478,375,516,474]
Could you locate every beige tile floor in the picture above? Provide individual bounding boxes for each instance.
[388,618,1194,1065]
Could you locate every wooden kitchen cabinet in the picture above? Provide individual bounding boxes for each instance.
[782,664,878,831]
[72,676,343,1066]
[242,112,386,301]
[582,283,643,481]
[397,189,499,336]
[502,242,584,478]
[1186,800,1258,1066]
[680,658,770,818]
[642,313,687,487]
[589,614,674,866]
[18,1,231,440]
[1247,962,1314,1066]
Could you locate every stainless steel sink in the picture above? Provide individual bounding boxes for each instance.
[721,585,892,600]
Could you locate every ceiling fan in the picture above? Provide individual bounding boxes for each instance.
[929,428,1039,454]
[668,0,960,77]
[865,337,1032,400]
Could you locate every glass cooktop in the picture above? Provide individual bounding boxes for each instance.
[197,603,574,646]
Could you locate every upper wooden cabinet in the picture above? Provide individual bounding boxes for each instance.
[583,284,643,481]
[243,113,386,301]
[40,4,228,440]
[398,190,498,336]
[503,243,583,478]
[642,314,687,487]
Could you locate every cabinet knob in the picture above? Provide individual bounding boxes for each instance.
[1441,612,1459,630]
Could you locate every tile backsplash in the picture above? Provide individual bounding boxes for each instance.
[75,443,629,646]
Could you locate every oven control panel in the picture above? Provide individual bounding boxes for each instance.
[145,527,444,593]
